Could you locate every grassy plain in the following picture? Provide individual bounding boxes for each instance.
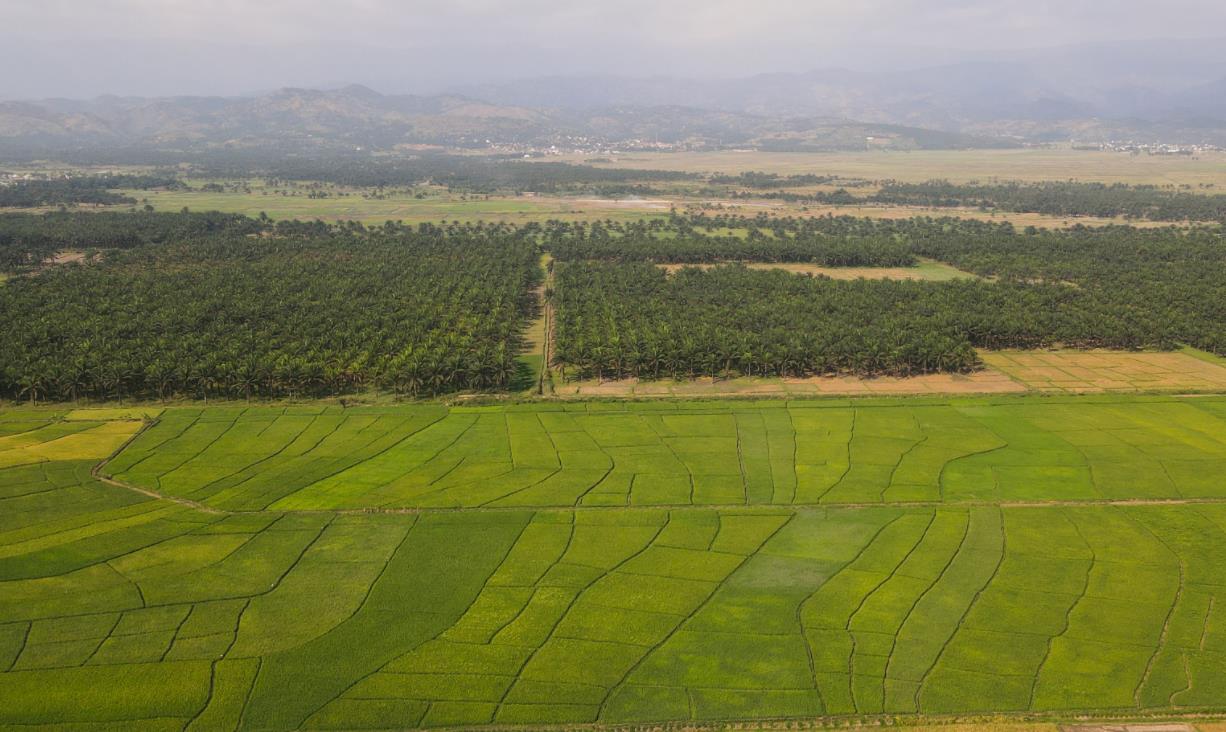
[556,148,1226,186]
[116,185,1175,229]
[119,187,674,225]
[4,398,1226,731]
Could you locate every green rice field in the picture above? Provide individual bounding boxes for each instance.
[2,397,1226,730]
[105,397,1226,510]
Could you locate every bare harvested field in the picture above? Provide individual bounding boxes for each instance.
[657,258,977,281]
[558,370,1025,398]
[982,350,1226,393]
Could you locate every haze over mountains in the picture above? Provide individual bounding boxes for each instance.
[454,38,1226,120]
[2,38,1225,154]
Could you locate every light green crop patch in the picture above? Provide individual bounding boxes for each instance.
[97,398,1226,510]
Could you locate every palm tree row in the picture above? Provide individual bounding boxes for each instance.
[0,231,540,401]
[550,261,1206,381]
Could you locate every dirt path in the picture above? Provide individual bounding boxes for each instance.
[526,253,554,395]
[511,254,554,395]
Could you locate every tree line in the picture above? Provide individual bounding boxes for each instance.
[546,213,1226,380]
[188,155,697,194]
[906,220,1226,354]
[3,208,1224,398]
[0,175,183,209]
[549,261,1172,382]
[707,172,871,188]
[704,179,1226,223]
[0,211,264,272]
[544,217,915,266]
[870,180,1226,222]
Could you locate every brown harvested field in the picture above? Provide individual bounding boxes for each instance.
[555,350,1226,399]
[657,258,977,281]
[51,250,87,265]
[557,370,1025,398]
[981,350,1226,393]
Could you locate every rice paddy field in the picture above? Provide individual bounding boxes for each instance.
[4,396,1226,730]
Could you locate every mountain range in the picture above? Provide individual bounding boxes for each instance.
[0,86,1017,156]
[2,38,1225,156]
[452,39,1226,143]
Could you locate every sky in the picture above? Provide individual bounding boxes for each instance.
[3,0,1226,98]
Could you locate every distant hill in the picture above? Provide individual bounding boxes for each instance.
[0,86,550,150]
[451,39,1226,146]
[3,36,1224,152]
[0,86,1015,156]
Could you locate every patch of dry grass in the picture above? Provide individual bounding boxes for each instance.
[558,370,1024,398]
[981,350,1226,393]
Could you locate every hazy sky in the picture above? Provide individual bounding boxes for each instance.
[3,0,1226,98]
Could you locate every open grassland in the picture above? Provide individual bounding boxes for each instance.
[126,188,1160,229]
[117,186,1172,229]
[96,396,1226,511]
[119,188,673,225]
[556,149,1226,187]
[4,399,1226,730]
